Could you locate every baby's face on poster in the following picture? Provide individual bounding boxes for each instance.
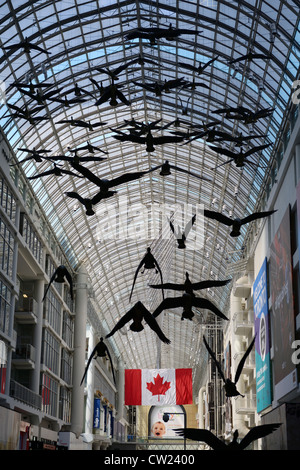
[152,421,166,437]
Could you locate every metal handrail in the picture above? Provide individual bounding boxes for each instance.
[10,379,42,410]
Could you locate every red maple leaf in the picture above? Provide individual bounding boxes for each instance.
[146,374,171,401]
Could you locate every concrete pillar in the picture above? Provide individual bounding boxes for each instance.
[31,279,44,393]
[84,325,95,443]
[71,262,89,437]
[295,144,300,183]
[116,358,125,423]
[230,290,249,439]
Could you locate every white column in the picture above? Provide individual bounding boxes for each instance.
[31,279,44,393]
[116,358,125,422]
[85,325,95,441]
[295,144,300,182]
[71,262,89,437]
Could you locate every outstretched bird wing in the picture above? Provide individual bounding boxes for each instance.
[239,423,282,450]
[169,164,212,181]
[193,297,229,321]
[64,191,86,204]
[129,258,145,301]
[104,345,117,385]
[105,308,135,338]
[80,343,100,386]
[107,169,154,188]
[244,143,271,158]
[174,428,227,450]
[142,306,171,344]
[152,258,165,299]
[152,297,185,318]
[42,269,59,302]
[204,209,233,227]
[241,210,276,226]
[63,267,74,300]
[203,336,226,383]
[191,279,231,290]
[28,168,84,179]
[150,282,185,291]
[183,214,196,237]
[234,336,256,384]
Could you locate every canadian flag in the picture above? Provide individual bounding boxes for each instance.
[125,368,193,406]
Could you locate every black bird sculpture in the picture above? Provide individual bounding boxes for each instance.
[50,152,107,165]
[209,143,271,169]
[132,78,186,97]
[13,80,53,94]
[212,106,274,124]
[129,247,164,301]
[65,82,95,98]
[28,163,85,180]
[152,292,229,322]
[106,301,171,344]
[178,55,219,74]
[212,132,268,147]
[65,189,116,216]
[112,128,184,153]
[203,208,276,237]
[19,87,62,105]
[10,147,52,165]
[80,337,116,386]
[114,118,163,136]
[154,160,212,181]
[203,335,256,397]
[6,103,48,125]
[3,37,50,55]
[57,117,107,131]
[69,141,108,155]
[42,265,73,301]
[174,423,282,450]
[150,272,231,297]
[125,24,201,44]
[68,161,156,195]
[228,50,271,65]
[95,58,141,81]
[169,214,196,249]
[48,95,87,107]
[94,80,131,107]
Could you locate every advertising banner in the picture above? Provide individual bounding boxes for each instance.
[148,405,185,439]
[93,398,100,429]
[269,206,296,400]
[253,257,272,412]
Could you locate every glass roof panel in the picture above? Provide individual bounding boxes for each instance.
[0,0,298,388]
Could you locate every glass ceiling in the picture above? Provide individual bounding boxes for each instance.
[0,0,299,390]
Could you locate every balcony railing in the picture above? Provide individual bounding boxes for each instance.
[14,343,36,361]
[232,311,254,335]
[233,349,256,374]
[234,394,256,414]
[15,296,38,324]
[10,379,42,410]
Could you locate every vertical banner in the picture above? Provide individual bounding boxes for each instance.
[253,258,272,412]
[296,181,300,259]
[93,398,100,429]
[269,206,296,401]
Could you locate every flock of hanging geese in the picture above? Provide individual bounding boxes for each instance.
[4,23,281,448]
